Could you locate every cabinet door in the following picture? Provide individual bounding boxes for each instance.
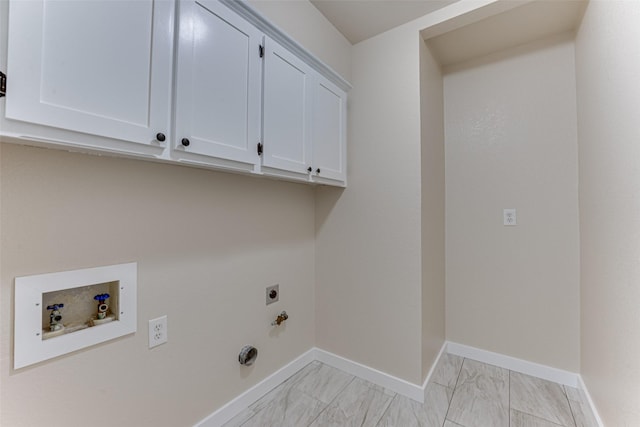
[5,0,173,147]
[312,76,347,184]
[174,0,262,168]
[262,37,313,176]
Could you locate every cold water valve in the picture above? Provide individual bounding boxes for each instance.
[47,304,65,332]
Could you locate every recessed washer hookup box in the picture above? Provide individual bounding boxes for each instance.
[14,262,137,369]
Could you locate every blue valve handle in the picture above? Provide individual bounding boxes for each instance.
[94,293,110,303]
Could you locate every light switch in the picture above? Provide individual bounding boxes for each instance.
[503,209,517,226]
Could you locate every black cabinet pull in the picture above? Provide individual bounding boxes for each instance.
[307,166,312,172]
[181,138,190,147]
[316,168,321,174]
[156,132,166,142]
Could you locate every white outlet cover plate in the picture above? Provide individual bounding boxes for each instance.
[148,315,168,348]
[503,208,517,226]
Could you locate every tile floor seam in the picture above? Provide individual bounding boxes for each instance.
[438,384,450,427]
[370,390,395,427]
[562,385,582,427]
[363,394,397,427]
[511,409,566,427]
[237,409,258,427]
[327,375,357,406]
[514,372,581,427]
[442,357,466,425]
[563,385,579,427]
[305,375,356,427]
[304,399,330,427]
[508,369,511,427]
[374,394,398,427]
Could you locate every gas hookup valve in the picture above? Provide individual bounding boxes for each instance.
[271,311,288,326]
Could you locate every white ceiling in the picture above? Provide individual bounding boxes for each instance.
[309,0,458,44]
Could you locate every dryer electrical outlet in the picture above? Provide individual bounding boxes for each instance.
[266,284,279,305]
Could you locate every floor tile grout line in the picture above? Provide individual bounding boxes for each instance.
[374,393,398,427]
[512,371,581,427]
[508,369,511,427]
[305,371,356,426]
[235,364,312,426]
[371,392,395,427]
[243,363,347,427]
[305,400,330,427]
[248,361,311,412]
[237,409,258,427]
[352,375,396,427]
[565,383,590,426]
[328,372,357,405]
[511,409,568,427]
[563,384,579,427]
[442,356,466,426]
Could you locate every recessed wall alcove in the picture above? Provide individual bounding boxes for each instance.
[419,0,585,371]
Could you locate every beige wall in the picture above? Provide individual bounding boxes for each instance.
[444,34,581,372]
[0,145,316,427]
[0,2,351,426]
[315,23,424,384]
[420,39,446,381]
[0,145,315,426]
[575,1,640,424]
[314,0,512,385]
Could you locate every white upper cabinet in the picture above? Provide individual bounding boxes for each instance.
[311,76,347,184]
[1,0,350,185]
[173,0,262,171]
[261,37,347,185]
[5,0,174,150]
[262,37,314,178]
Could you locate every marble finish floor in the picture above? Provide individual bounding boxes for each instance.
[223,354,599,427]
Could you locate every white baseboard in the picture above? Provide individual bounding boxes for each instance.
[193,344,448,426]
[446,342,604,427]
[420,342,449,396]
[195,342,603,427]
[314,347,430,403]
[446,341,579,387]
[194,348,316,427]
[577,375,605,427]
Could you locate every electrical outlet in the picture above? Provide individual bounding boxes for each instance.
[266,284,279,305]
[148,315,167,348]
[503,208,517,226]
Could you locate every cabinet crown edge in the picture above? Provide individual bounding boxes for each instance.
[219,0,352,92]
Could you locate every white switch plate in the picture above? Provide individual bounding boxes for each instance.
[148,315,167,348]
[503,209,517,226]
